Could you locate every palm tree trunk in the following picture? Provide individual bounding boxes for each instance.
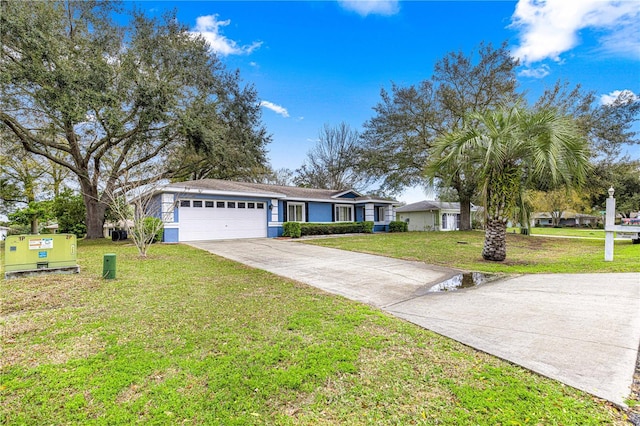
[483,218,507,261]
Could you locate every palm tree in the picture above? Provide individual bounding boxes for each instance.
[428,105,590,261]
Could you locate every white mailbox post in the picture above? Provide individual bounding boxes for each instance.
[604,187,640,261]
[604,187,616,261]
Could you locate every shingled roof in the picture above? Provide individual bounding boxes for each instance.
[396,200,462,213]
[163,179,396,203]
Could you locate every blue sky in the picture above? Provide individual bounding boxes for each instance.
[139,0,639,202]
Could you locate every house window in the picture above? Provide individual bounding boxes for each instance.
[216,201,225,208]
[193,200,203,208]
[238,202,246,208]
[442,214,447,229]
[248,202,255,208]
[205,201,214,208]
[180,200,190,207]
[335,205,353,222]
[161,193,175,223]
[227,202,236,208]
[287,202,305,222]
[257,203,265,209]
[376,206,385,222]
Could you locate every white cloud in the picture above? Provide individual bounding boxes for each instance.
[598,19,640,58]
[338,0,399,17]
[518,64,550,79]
[191,14,262,56]
[510,0,640,64]
[600,89,639,106]
[260,101,289,118]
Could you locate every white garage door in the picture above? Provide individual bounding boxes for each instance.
[178,200,268,241]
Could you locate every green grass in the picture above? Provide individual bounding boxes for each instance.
[303,231,639,274]
[1,240,629,424]
[510,227,607,238]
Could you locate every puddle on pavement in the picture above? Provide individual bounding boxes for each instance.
[427,272,497,293]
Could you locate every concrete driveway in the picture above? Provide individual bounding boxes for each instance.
[187,238,640,406]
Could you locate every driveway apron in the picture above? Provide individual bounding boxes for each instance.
[187,238,640,406]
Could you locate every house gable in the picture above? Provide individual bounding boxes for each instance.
[332,190,362,199]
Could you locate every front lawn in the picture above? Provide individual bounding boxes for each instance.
[510,227,607,238]
[0,240,627,424]
[303,231,639,274]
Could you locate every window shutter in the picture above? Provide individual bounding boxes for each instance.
[283,201,288,222]
[305,202,309,222]
[331,204,335,222]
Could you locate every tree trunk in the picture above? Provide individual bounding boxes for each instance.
[482,219,507,261]
[30,217,38,234]
[459,196,472,231]
[79,181,107,239]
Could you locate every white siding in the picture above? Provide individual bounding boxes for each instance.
[397,211,437,231]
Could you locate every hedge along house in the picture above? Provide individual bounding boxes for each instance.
[396,200,469,231]
[150,179,397,242]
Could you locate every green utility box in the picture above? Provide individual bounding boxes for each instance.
[4,234,80,279]
[103,253,116,279]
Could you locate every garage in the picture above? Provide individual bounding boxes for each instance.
[178,199,268,241]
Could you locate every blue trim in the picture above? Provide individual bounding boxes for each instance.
[163,228,179,242]
[268,226,283,237]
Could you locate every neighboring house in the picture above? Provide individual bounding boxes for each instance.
[44,223,59,234]
[148,179,397,242]
[103,220,135,239]
[396,200,469,231]
[531,212,600,227]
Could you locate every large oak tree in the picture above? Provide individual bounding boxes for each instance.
[358,42,520,229]
[1,1,269,238]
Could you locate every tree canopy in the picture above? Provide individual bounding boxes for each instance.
[1,1,270,238]
[357,42,520,229]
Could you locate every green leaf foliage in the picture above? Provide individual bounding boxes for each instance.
[283,221,302,238]
[300,222,366,236]
[52,189,87,237]
[428,105,590,261]
[0,1,270,238]
[388,221,408,232]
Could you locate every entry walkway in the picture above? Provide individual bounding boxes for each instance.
[187,239,640,406]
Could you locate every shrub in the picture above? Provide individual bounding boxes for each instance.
[362,221,374,233]
[283,221,302,238]
[131,217,164,244]
[389,221,408,232]
[300,222,364,236]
